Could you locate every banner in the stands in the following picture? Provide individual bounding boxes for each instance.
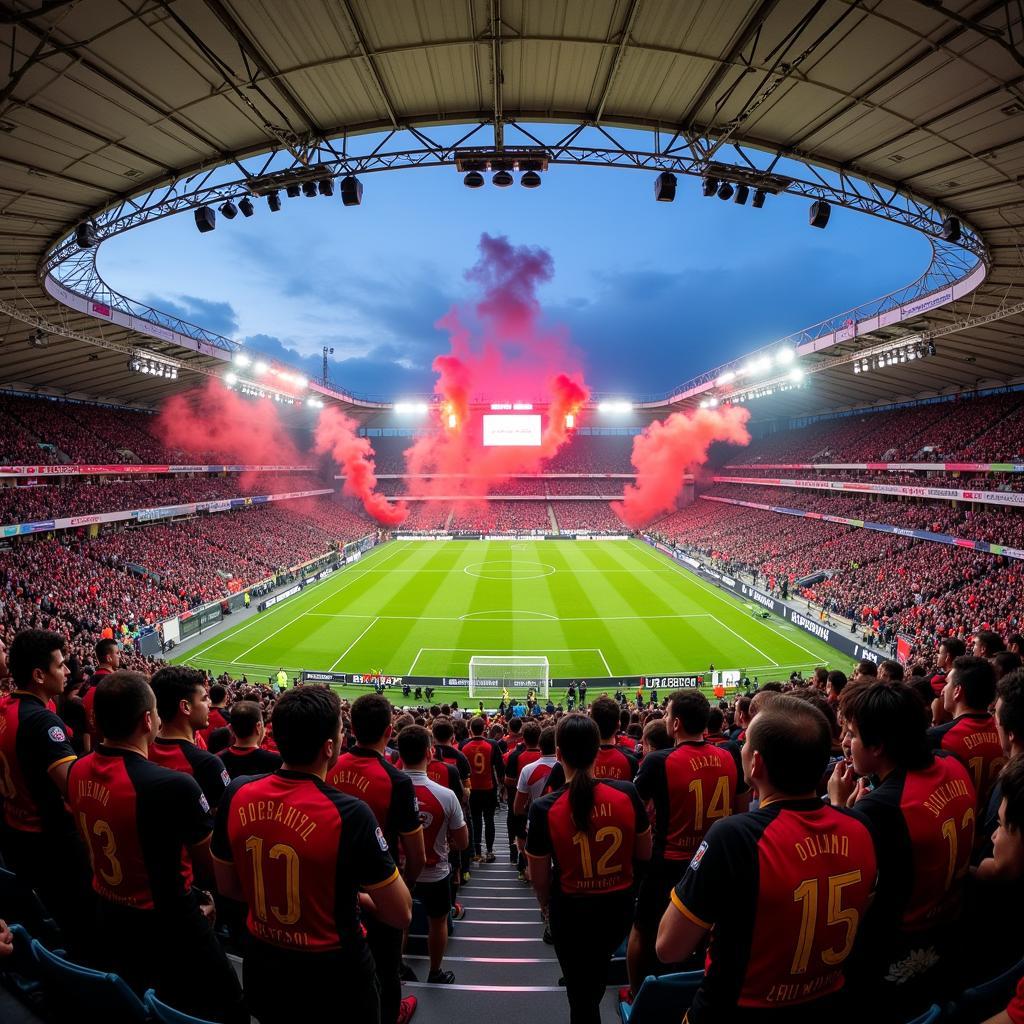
[723,462,1024,472]
[0,464,315,477]
[713,475,1024,509]
[700,494,1024,562]
[0,488,333,537]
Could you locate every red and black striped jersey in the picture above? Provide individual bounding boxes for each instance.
[460,737,504,791]
[67,746,210,911]
[148,737,230,809]
[505,746,543,790]
[526,779,649,896]
[544,745,639,793]
[326,746,422,851]
[0,691,77,834]
[635,739,746,862]
[672,797,877,1020]
[213,769,398,953]
[927,712,1004,813]
[852,751,975,935]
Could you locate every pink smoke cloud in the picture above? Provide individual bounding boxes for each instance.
[613,406,751,528]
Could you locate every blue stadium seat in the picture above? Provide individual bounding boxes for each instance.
[0,866,61,947]
[618,970,703,1024]
[31,939,148,1024]
[950,954,1024,1022]
[907,1006,943,1024]
[0,923,44,998]
[145,988,219,1024]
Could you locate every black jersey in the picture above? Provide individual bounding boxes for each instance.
[219,745,283,781]
[148,737,230,809]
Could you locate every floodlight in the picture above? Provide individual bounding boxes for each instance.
[492,170,513,187]
[733,184,749,205]
[253,360,269,375]
[941,216,961,243]
[448,413,458,428]
[927,341,937,356]
[809,200,831,228]
[717,181,734,201]
[716,371,736,385]
[702,177,718,197]
[294,376,308,389]
[788,367,804,383]
[775,348,795,365]
[238,197,254,218]
[76,221,98,248]
[752,190,767,209]
[521,170,542,189]
[708,397,719,408]
[699,400,709,409]
[225,372,237,386]
[853,362,860,374]
[302,181,318,198]
[340,175,363,206]
[464,171,484,188]
[194,206,216,233]
[317,178,334,197]
[233,352,251,368]
[286,183,301,198]
[266,190,282,212]
[219,200,238,220]
[565,413,574,428]
[753,356,772,374]
[654,171,676,202]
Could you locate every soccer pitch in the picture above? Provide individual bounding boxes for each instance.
[177,539,840,699]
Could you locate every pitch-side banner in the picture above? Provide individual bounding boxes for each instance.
[1,488,333,537]
[713,475,1024,510]
[724,462,1024,473]
[701,494,1024,561]
[0,464,315,477]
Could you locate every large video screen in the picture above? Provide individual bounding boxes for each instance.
[483,414,542,447]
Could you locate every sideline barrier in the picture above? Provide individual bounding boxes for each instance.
[0,463,315,477]
[301,669,713,689]
[642,535,887,666]
[700,494,1024,561]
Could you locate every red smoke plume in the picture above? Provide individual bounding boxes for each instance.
[315,407,408,525]
[613,406,751,528]
[156,379,302,478]
[404,234,589,502]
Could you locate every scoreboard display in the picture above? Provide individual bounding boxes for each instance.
[482,414,542,447]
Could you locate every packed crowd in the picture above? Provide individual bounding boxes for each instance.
[3,626,1024,1024]
[447,501,551,533]
[0,474,326,523]
[715,469,1024,492]
[734,391,1024,465]
[552,500,628,533]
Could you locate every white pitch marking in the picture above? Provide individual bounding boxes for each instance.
[597,648,613,676]
[329,617,380,672]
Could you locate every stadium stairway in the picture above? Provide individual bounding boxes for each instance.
[409,818,623,1024]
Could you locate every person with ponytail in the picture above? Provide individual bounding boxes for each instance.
[526,714,652,1024]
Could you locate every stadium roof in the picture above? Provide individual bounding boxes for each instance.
[1,0,1023,419]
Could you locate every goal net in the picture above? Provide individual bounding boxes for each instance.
[468,656,550,698]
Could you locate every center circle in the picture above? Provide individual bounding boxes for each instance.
[463,560,556,581]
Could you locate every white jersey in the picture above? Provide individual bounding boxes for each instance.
[516,755,558,804]
[405,769,465,882]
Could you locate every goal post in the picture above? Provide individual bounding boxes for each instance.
[468,656,550,698]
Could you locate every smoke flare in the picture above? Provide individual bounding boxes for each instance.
[613,406,751,528]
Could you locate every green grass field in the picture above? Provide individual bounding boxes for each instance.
[175,539,840,703]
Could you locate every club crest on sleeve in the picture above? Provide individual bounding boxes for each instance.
[199,794,211,814]
[221,769,231,786]
[690,840,708,871]
[48,725,66,743]
[375,826,389,852]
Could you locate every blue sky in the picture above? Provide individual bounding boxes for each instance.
[99,126,930,400]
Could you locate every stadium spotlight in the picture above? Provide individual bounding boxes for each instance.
[927,341,937,356]
[733,184,749,205]
[194,206,216,233]
[219,200,238,220]
[238,197,255,218]
[286,183,301,198]
[253,360,269,375]
[716,370,736,386]
[464,170,485,188]
[266,190,282,212]
[75,221,98,248]
[809,200,831,228]
[753,355,772,374]
[27,329,48,349]
[492,170,513,187]
[317,178,334,197]
[853,361,860,374]
[775,348,795,365]
[224,372,237,386]
[941,216,961,243]
[565,412,574,429]
[597,401,633,414]
[447,412,458,428]
[521,170,542,189]
[717,181,734,201]
[340,175,363,206]
[654,171,676,202]
[302,181,318,198]
[128,357,141,372]
[788,367,804,383]
[702,177,719,197]
[707,397,719,408]
[233,352,251,368]
[752,189,767,209]
[699,399,709,409]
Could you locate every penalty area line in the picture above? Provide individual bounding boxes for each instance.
[329,617,380,672]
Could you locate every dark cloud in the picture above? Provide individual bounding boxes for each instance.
[142,293,239,338]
